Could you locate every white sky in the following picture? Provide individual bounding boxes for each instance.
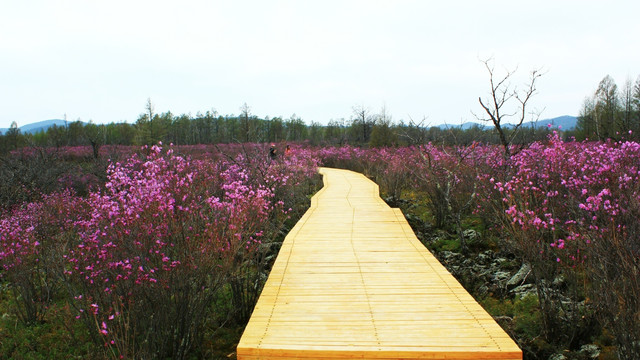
[1,0,639,128]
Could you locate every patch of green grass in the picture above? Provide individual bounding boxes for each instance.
[480,294,558,358]
[432,237,460,252]
[461,216,485,232]
[199,325,244,360]
[0,301,97,360]
[480,294,542,339]
[512,295,542,338]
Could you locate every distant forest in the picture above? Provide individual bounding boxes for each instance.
[1,74,639,155]
[0,104,561,156]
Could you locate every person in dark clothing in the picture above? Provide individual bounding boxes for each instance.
[269,145,277,160]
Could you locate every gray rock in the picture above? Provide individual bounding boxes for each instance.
[547,354,567,360]
[506,263,532,289]
[440,251,463,264]
[476,285,489,298]
[463,229,480,241]
[476,252,491,264]
[511,284,537,299]
[579,344,600,359]
[472,264,490,277]
[553,275,566,287]
[492,271,512,283]
[492,257,509,267]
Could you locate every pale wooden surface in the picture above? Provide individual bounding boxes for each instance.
[237,168,522,360]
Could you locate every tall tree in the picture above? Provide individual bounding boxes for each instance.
[594,75,619,140]
[5,121,22,150]
[619,77,635,136]
[46,124,67,148]
[269,117,284,143]
[172,114,192,145]
[285,114,306,142]
[325,119,346,145]
[240,103,252,143]
[135,99,154,145]
[576,97,596,140]
[350,105,374,144]
[369,106,396,147]
[83,121,104,159]
[308,121,324,145]
[66,120,85,146]
[476,58,543,158]
[632,76,640,137]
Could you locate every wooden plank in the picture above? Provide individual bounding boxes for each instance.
[237,167,521,360]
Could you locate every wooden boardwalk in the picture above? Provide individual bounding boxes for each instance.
[237,168,521,359]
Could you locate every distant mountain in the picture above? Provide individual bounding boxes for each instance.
[0,119,74,135]
[434,115,577,131]
[20,119,71,134]
[522,115,577,130]
[434,121,489,130]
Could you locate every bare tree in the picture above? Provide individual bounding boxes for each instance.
[84,121,104,159]
[619,77,635,135]
[594,75,619,140]
[351,105,374,144]
[146,98,155,122]
[5,121,22,150]
[240,103,251,143]
[476,58,544,158]
[398,115,430,145]
[369,105,396,147]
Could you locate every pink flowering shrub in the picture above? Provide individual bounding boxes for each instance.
[4,137,639,357]
[0,145,114,211]
[485,133,640,356]
[409,144,477,229]
[362,147,416,204]
[0,141,320,359]
[315,145,367,172]
[60,144,287,359]
[315,138,640,358]
[0,190,88,325]
[0,141,320,358]
[211,143,321,323]
[314,146,414,204]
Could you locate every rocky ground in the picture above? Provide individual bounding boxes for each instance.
[403,212,604,360]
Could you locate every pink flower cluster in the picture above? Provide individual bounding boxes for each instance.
[0,142,319,357]
[486,132,640,263]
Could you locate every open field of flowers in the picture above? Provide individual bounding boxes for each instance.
[1,135,639,359]
[317,133,640,360]
[0,143,321,359]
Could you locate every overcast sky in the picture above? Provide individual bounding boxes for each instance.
[1,0,639,129]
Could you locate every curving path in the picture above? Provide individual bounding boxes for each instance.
[237,167,521,359]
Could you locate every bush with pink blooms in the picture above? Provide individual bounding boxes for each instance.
[0,190,88,325]
[2,136,640,359]
[0,143,320,359]
[486,133,640,358]
[316,136,639,359]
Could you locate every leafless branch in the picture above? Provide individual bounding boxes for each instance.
[476,58,545,158]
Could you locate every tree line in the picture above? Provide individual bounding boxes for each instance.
[0,106,556,157]
[3,72,639,156]
[576,74,640,140]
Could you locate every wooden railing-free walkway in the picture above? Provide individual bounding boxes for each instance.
[237,168,522,359]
